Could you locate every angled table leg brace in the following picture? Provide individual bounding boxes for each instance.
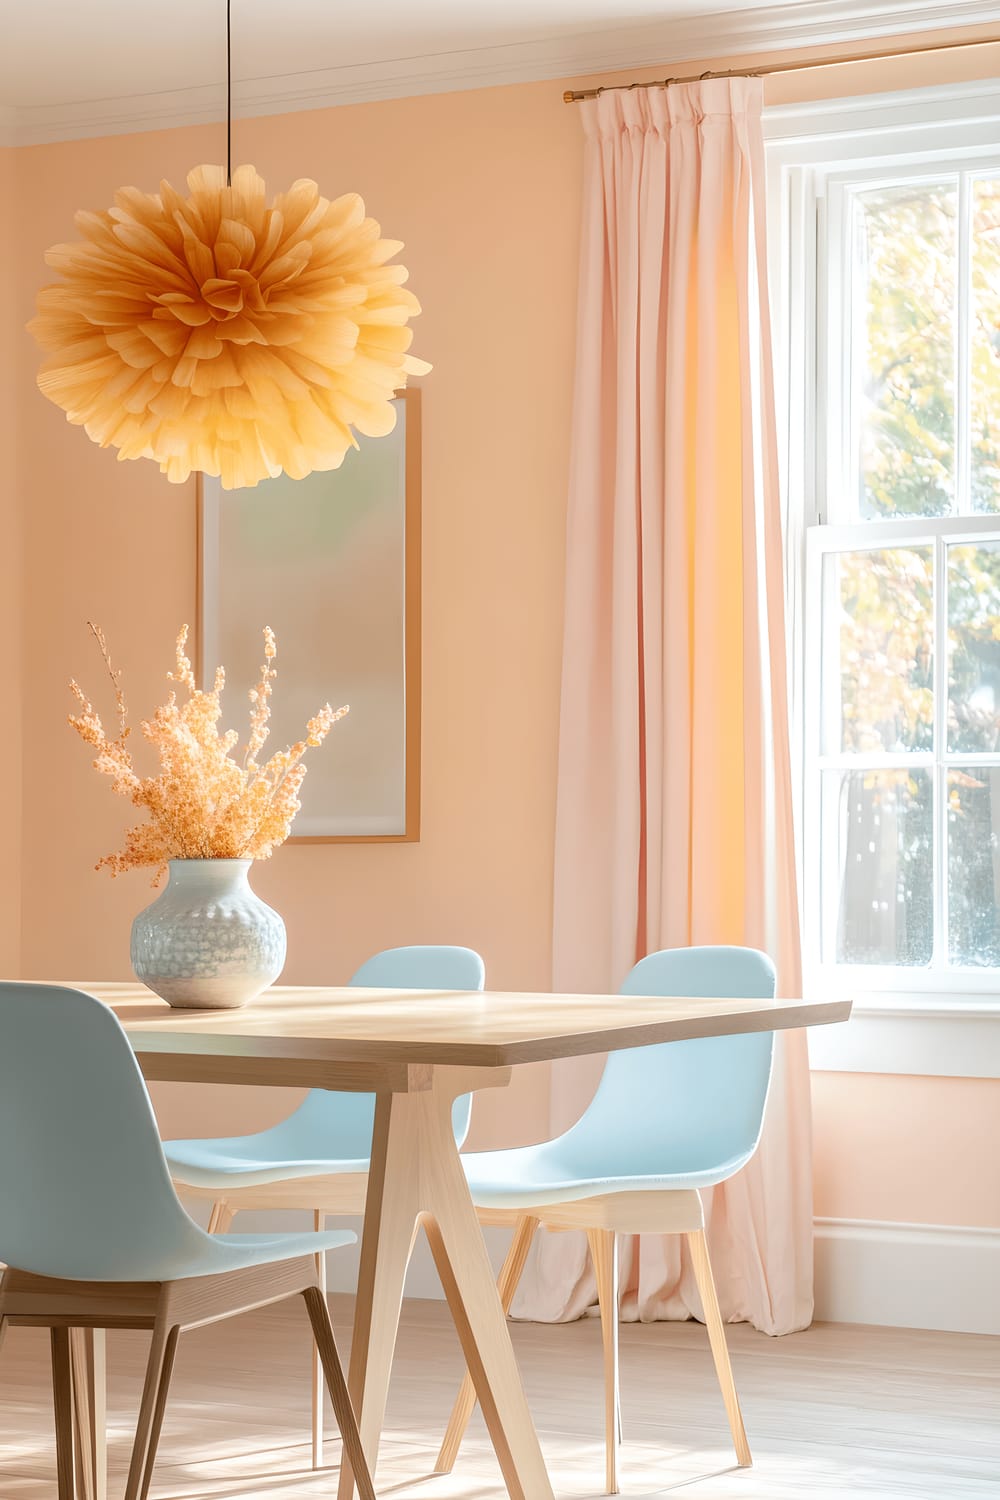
[336,1063,553,1500]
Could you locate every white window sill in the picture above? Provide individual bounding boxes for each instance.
[808,990,1000,1079]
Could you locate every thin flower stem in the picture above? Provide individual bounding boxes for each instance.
[87,621,128,735]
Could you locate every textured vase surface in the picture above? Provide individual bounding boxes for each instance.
[131,858,286,1009]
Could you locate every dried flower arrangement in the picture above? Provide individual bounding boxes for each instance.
[69,624,347,876]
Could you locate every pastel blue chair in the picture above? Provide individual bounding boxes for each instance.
[163,944,486,1465]
[0,983,374,1500]
[437,945,777,1495]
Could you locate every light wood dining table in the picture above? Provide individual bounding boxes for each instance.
[62,981,851,1500]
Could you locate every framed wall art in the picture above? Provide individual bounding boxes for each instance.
[198,390,421,842]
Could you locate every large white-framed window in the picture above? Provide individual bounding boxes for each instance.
[766,81,1000,1077]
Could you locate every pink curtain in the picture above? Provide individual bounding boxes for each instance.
[513,78,811,1335]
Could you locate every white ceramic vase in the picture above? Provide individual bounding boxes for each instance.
[130,858,286,1009]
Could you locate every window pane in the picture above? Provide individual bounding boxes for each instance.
[948,768,1000,965]
[972,178,1000,514]
[853,182,956,518]
[823,769,933,966]
[948,541,1000,752]
[825,547,933,754]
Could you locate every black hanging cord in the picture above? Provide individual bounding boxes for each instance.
[226,0,232,185]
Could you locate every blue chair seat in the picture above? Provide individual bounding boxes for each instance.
[165,1125,374,1189]
[462,1142,759,1210]
[164,1227,358,1279]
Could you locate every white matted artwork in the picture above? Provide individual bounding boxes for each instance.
[198,389,420,841]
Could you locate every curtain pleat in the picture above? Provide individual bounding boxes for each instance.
[515,79,811,1336]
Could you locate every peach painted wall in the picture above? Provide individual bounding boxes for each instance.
[9,29,1000,1215]
[812,1073,1000,1228]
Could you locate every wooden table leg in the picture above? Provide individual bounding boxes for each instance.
[337,1067,554,1500]
[70,1328,107,1500]
[336,1084,423,1500]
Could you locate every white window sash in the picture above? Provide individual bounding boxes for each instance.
[805,519,1000,1001]
[766,81,1000,1075]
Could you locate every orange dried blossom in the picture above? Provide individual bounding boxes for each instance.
[69,624,347,876]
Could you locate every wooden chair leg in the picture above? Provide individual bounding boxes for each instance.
[302,1286,376,1500]
[137,1326,179,1500]
[312,1209,327,1470]
[588,1228,621,1496]
[687,1230,752,1467]
[71,1328,107,1500]
[51,1328,76,1500]
[123,1321,176,1500]
[206,1201,234,1234]
[434,1213,538,1474]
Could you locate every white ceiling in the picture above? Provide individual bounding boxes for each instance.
[1,0,998,144]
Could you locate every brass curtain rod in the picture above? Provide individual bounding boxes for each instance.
[562,31,1000,102]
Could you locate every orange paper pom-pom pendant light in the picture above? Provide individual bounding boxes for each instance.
[28,3,428,490]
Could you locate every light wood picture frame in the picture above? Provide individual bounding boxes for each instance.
[197,389,421,843]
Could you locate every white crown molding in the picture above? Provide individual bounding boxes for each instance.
[7,0,1000,146]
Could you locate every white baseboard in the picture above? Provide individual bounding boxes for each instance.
[814,1217,1000,1335]
[183,1200,1000,1335]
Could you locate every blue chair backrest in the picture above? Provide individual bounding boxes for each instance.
[561,947,776,1177]
[0,983,213,1281]
[280,945,486,1151]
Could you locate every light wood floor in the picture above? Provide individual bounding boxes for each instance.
[1,1295,997,1499]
